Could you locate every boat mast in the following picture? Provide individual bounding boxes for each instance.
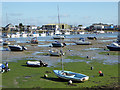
[57,5,64,71]
[57,5,60,30]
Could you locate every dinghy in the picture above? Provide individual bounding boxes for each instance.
[53,70,89,82]
[26,60,48,67]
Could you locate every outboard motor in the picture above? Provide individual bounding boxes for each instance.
[63,43,66,46]
[22,46,27,50]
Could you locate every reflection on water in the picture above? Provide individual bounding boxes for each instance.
[84,48,103,51]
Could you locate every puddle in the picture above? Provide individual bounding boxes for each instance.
[24,76,31,78]
[84,48,102,51]
[38,44,52,47]
[32,51,44,55]
[99,39,116,42]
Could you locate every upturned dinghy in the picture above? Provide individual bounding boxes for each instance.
[53,70,89,82]
[26,60,48,67]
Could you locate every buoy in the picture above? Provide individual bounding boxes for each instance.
[99,71,102,74]
[44,74,48,78]
[68,80,72,84]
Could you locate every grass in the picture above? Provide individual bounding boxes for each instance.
[2,59,119,88]
[98,51,120,55]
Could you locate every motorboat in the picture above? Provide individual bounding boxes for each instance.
[8,45,27,51]
[107,42,120,51]
[52,41,66,47]
[87,36,97,40]
[53,35,65,39]
[73,38,91,45]
[49,49,64,56]
[53,70,89,82]
[26,60,48,67]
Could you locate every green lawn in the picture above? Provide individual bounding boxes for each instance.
[1,59,119,88]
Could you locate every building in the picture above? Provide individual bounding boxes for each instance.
[41,24,71,30]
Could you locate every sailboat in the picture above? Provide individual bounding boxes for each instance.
[53,6,89,82]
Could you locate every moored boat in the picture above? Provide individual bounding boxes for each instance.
[8,45,27,51]
[52,41,66,47]
[107,42,120,51]
[53,70,89,82]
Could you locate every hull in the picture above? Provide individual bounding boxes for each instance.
[52,43,64,47]
[8,45,27,51]
[53,70,89,82]
[87,37,97,40]
[74,41,91,45]
[107,45,120,51]
[8,46,23,51]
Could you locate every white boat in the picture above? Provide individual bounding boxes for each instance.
[107,42,120,51]
[79,31,85,34]
[64,31,70,35]
[8,45,27,51]
[53,70,89,82]
[53,35,65,39]
[0,39,3,43]
[41,32,46,37]
[3,41,10,45]
[26,60,48,67]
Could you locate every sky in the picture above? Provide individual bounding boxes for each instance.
[1,2,118,27]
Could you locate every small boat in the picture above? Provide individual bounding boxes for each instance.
[26,60,48,67]
[107,42,120,51]
[8,45,27,51]
[87,36,97,40]
[41,32,46,37]
[53,35,65,39]
[73,38,91,45]
[0,39,3,43]
[53,70,89,82]
[52,41,66,47]
[49,49,64,56]
[31,37,38,44]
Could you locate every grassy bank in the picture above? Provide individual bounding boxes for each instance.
[2,59,119,89]
[99,51,120,55]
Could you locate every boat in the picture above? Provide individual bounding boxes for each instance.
[73,38,91,45]
[53,6,89,82]
[41,32,46,37]
[53,70,89,82]
[49,48,64,56]
[52,41,66,47]
[31,37,38,44]
[107,42,120,51]
[0,38,3,43]
[87,36,97,40]
[53,35,65,39]
[26,60,48,67]
[8,45,27,51]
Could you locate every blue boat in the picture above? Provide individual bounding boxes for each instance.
[53,70,89,82]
